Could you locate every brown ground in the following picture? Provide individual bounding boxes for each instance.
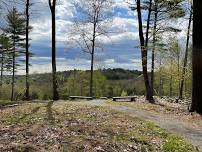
[0,101,198,152]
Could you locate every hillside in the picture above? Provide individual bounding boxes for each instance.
[0,69,144,100]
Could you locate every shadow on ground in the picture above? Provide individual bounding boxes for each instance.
[46,101,55,124]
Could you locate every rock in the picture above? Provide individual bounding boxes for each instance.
[94,146,105,151]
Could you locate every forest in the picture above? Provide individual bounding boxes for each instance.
[0,0,202,152]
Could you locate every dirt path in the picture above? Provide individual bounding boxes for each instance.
[89,99,202,151]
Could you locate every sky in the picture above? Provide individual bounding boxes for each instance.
[1,0,189,75]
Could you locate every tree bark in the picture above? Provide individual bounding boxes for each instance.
[190,1,202,114]
[0,52,4,86]
[169,60,173,97]
[25,0,30,100]
[89,10,97,97]
[49,0,59,100]
[158,51,163,96]
[11,38,15,101]
[177,44,180,98]
[151,1,158,96]
[179,10,192,100]
[136,0,154,102]
[90,51,94,97]
[169,74,173,97]
[89,29,95,97]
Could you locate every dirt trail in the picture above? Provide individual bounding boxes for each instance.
[89,99,202,151]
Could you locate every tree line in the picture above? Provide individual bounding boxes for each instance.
[133,0,202,114]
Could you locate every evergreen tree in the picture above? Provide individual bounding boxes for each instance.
[5,8,26,101]
[25,0,33,100]
[135,0,154,102]
[149,0,185,96]
[0,34,12,86]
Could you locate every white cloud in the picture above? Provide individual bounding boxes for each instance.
[114,0,131,10]
[16,56,141,75]
[29,0,138,47]
[104,59,115,64]
[111,17,138,32]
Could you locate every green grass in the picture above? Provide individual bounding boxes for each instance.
[0,101,198,152]
[162,135,196,152]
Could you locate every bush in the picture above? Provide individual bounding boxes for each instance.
[121,90,128,97]
[59,94,69,100]
[31,91,39,100]
[42,94,50,100]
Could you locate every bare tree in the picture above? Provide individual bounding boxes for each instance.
[48,0,59,100]
[69,0,113,97]
[179,4,192,100]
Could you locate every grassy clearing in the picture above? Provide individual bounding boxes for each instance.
[0,101,198,152]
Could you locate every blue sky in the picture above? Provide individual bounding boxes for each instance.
[16,0,143,74]
[1,0,188,74]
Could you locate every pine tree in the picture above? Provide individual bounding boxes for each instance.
[149,0,185,96]
[5,8,26,101]
[135,0,154,102]
[0,34,12,86]
[25,0,33,100]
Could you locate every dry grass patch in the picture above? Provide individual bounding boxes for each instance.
[0,101,198,152]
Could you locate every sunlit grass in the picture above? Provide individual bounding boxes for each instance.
[0,101,198,152]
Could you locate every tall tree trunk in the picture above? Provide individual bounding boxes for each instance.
[159,52,163,96]
[49,0,59,100]
[151,1,158,96]
[11,40,15,101]
[179,10,192,100]
[90,51,94,97]
[136,0,154,102]
[169,61,173,97]
[169,74,173,97]
[177,46,180,97]
[184,68,188,97]
[190,1,202,114]
[25,0,30,100]
[0,52,4,86]
[89,18,96,97]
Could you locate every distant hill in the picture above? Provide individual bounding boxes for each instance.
[12,68,143,81]
[0,69,144,100]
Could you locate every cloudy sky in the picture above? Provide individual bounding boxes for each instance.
[2,0,188,74]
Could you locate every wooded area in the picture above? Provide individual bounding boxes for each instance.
[0,0,202,151]
[0,0,201,113]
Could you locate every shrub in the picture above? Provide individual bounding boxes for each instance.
[121,90,128,97]
[42,94,50,100]
[31,91,39,100]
